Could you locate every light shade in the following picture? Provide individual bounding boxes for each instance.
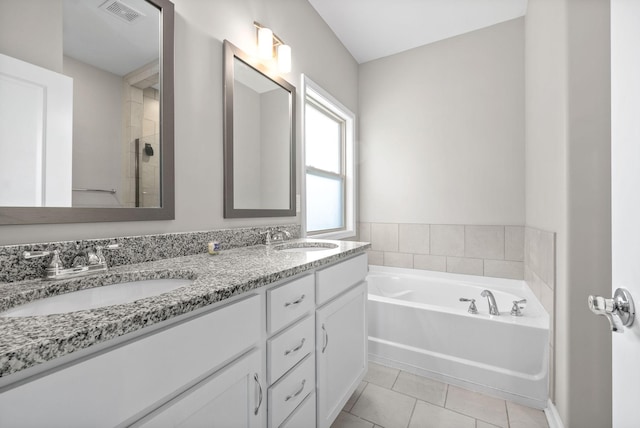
[277,44,291,73]
[257,27,273,59]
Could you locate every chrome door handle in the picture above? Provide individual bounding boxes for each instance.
[322,324,329,353]
[284,338,306,356]
[588,288,635,332]
[253,373,263,415]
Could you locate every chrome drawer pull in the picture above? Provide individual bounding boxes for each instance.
[284,338,306,356]
[285,379,306,402]
[254,373,263,415]
[284,294,306,307]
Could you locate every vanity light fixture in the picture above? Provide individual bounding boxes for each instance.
[254,21,291,73]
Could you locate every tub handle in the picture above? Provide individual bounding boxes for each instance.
[510,299,527,316]
[459,298,478,314]
[322,323,329,353]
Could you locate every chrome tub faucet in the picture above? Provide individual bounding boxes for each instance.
[481,290,500,315]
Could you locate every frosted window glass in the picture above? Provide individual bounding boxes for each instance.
[306,173,344,232]
[305,104,342,174]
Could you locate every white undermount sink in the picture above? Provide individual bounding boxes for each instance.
[274,242,339,253]
[0,278,193,317]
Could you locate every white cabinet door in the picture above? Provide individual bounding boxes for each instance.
[316,282,367,428]
[135,349,265,428]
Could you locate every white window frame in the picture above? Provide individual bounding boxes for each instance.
[301,75,356,239]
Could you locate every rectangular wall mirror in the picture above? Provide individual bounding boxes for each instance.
[223,40,296,218]
[0,0,174,225]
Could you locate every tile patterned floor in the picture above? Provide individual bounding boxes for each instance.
[332,362,549,428]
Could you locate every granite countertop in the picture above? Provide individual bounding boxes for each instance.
[0,239,370,379]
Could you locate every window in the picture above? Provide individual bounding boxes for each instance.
[302,76,355,239]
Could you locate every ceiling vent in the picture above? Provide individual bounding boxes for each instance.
[99,0,145,24]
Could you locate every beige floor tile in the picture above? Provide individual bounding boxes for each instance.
[363,362,400,389]
[331,411,374,428]
[392,371,447,406]
[507,401,549,428]
[350,383,416,428]
[343,381,368,412]
[476,421,501,428]
[408,400,475,428]
[445,386,508,427]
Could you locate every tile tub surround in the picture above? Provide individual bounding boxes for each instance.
[524,226,556,402]
[361,223,524,280]
[0,238,369,378]
[0,224,301,283]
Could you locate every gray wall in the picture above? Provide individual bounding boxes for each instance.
[0,0,358,245]
[64,56,123,208]
[358,18,525,226]
[233,81,262,209]
[525,0,612,426]
[0,0,63,73]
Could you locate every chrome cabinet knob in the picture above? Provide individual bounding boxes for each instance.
[588,288,635,332]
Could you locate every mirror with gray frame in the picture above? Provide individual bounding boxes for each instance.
[0,0,174,225]
[223,40,296,218]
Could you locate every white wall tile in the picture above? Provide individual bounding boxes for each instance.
[538,230,555,288]
[384,252,413,268]
[371,223,399,252]
[524,266,542,301]
[465,225,505,259]
[359,222,371,242]
[367,250,384,266]
[505,226,524,261]
[446,257,483,276]
[430,225,464,256]
[414,254,446,272]
[399,224,429,254]
[540,282,554,320]
[484,260,524,280]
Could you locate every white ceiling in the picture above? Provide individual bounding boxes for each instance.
[308,0,528,64]
[64,0,159,77]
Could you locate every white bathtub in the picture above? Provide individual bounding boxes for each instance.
[367,265,549,409]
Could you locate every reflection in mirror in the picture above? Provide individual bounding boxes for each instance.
[224,40,296,218]
[0,0,174,223]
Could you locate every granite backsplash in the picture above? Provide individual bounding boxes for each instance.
[0,224,301,283]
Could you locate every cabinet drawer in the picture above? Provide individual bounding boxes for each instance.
[267,274,315,334]
[280,392,316,428]
[0,294,261,428]
[267,315,315,384]
[316,254,368,305]
[268,354,315,428]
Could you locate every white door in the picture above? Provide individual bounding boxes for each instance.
[611,1,640,427]
[0,52,73,206]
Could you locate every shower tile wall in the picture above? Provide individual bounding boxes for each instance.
[524,226,556,401]
[360,223,524,280]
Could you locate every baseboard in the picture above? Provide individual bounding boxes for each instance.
[544,399,565,428]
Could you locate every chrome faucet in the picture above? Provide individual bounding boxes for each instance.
[271,229,291,243]
[481,290,500,315]
[261,229,291,245]
[24,244,120,280]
